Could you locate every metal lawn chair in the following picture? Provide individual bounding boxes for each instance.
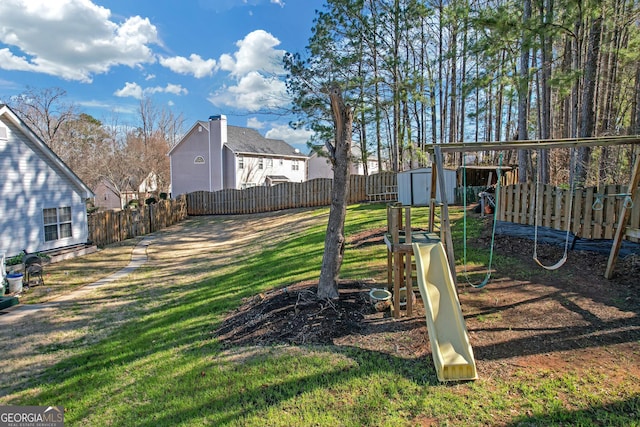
[23,254,44,287]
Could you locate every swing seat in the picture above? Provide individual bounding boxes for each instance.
[533,254,567,271]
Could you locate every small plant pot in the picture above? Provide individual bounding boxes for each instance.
[369,288,392,304]
[369,288,392,312]
[398,287,417,307]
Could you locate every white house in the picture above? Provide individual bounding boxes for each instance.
[0,104,93,257]
[307,144,380,180]
[168,115,308,196]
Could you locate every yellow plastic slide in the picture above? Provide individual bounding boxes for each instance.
[412,242,478,381]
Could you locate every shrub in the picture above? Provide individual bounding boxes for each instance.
[145,197,157,205]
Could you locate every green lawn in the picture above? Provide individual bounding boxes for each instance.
[1,204,638,426]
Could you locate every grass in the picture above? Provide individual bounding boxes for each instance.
[17,238,142,304]
[1,203,638,426]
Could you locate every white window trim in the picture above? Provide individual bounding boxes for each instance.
[43,206,73,242]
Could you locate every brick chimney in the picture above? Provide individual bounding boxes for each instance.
[208,115,227,191]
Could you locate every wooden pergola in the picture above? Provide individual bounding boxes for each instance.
[424,136,640,281]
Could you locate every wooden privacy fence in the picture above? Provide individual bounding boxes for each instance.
[186,172,397,215]
[88,195,188,247]
[498,183,640,243]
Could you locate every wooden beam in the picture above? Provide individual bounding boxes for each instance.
[605,152,640,279]
[434,146,457,287]
[425,135,640,153]
[429,160,438,232]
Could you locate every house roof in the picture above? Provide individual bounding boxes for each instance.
[225,125,306,158]
[168,119,306,159]
[0,104,94,198]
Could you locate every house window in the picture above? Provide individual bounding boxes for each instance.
[258,158,264,169]
[0,124,7,140]
[43,207,72,242]
[238,157,244,169]
[194,155,205,164]
[266,158,273,168]
[292,159,300,171]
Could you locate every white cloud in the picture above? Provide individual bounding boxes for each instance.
[114,82,188,100]
[0,0,159,82]
[209,71,287,111]
[159,53,217,78]
[271,0,286,6]
[210,30,290,111]
[76,99,136,114]
[265,123,314,148]
[218,30,286,77]
[114,82,144,99]
[246,117,265,129]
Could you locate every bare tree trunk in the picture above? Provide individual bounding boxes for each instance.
[317,86,353,300]
[577,15,603,186]
[518,0,531,183]
[538,0,553,184]
[632,60,640,134]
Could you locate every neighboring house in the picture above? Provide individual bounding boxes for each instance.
[93,178,122,210]
[307,144,380,180]
[138,171,159,196]
[169,115,308,196]
[92,172,160,210]
[0,104,93,257]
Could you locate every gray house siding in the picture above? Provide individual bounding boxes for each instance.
[0,116,91,257]
[170,124,211,196]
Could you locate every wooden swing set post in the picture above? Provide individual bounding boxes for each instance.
[605,151,640,279]
[433,146,458,288]
[386,204,415,318]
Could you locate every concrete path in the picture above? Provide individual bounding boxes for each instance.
[0,237,154,324]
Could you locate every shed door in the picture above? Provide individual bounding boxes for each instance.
[409,172,431,206]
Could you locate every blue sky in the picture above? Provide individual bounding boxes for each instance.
[0,0,325,151]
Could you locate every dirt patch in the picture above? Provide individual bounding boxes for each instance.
[217,220,640,381]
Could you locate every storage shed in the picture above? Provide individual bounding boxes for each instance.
[397,167,457,206]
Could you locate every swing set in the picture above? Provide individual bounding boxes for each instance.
[429,136,640,288]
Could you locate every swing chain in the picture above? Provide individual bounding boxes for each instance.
[592,194,604,211]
